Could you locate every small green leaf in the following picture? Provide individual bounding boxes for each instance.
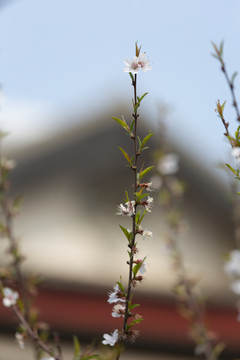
[119,225,131,242]
[211,53,219,59]
[129,317,144,326]
[118,147,132,165]
[129,303,140,311]
[116,280,124,292]
[139,210,147,224]
[134,103,140,113]
[137,193,149,201]
[132,263,142,277]
[231,71,238,84]
[73,335,81,358]
[219,40,224,56]
[137,136,142,149]
[138,92,148,103]
[135,210,141,224]
[139,166,154,180]
[225,163,238,176]
[140,132,153,150]
[129,72,134,81]
[221,100,226,112]
[112,116,126,129]
[130,119,135,132]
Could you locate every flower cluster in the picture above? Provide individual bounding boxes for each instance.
[102,284,127,346]
[124,53,151,74]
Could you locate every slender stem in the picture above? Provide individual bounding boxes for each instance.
[123,74,139,335]
[0,143,63,359]
[221,62,240,122]
[169,234,217,360]
[183,278,216,360]
[12,305,63,360]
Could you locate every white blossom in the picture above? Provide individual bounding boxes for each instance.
[232,147,240,168]
[150,175,163,190]
[116,200,135,216]
[224,250,240,277]
[1,158,16,170]
[123,53,151,74]
[144,196,153,212]
[15,332,25,349]
[102,329,118,346]
[143,229,153,240]
[2,287,19,307]
[111,303,125,318]
[108,284,125,304]
[139,262,146,275]
[231,280,240,294]
[157,153,179,175]
[137,53,151,72]
[195,343,207,356]
[123,56,139,74]
[41,357,55,360]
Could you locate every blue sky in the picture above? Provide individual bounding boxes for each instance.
[0,0,240,178]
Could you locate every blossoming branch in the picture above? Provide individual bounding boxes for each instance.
[102,43,153,356]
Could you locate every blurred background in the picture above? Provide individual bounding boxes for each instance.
[0,0,240,359]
